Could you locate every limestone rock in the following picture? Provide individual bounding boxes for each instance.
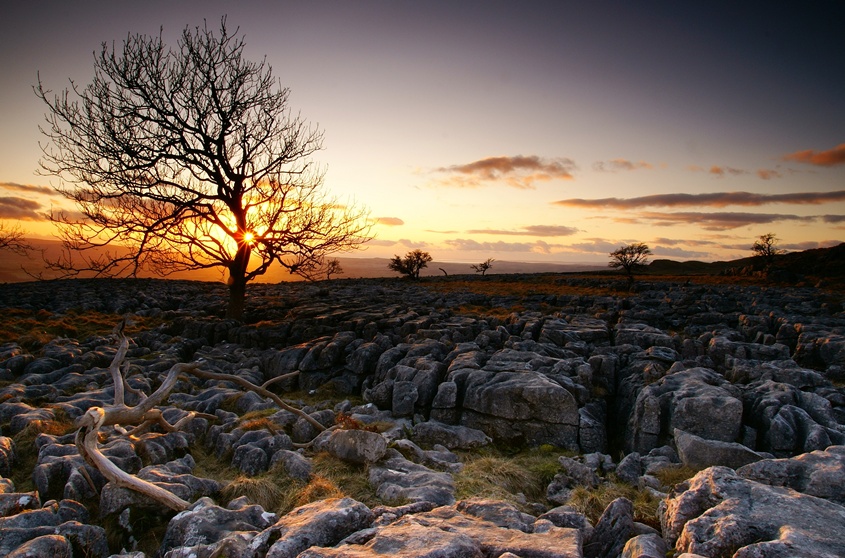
[674,429,766,470]
[661,466,845,557]
[737,445,845,504]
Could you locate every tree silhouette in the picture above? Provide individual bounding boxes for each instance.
[35,19,370,319]
[609,242,652,285]
[751,233,785,268]
[0,223,32,256]
[388,249,432,279]
[470,258,494,275]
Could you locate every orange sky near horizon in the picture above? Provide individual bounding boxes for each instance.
[1,1,844,270]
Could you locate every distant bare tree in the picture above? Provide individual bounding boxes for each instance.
[751,233,785,268]
[470,258,494,276]
[388,249,432,279]
[609,242,652,286]
[325,258,344,280]
[0,223,33,256]
[35,19,370,319]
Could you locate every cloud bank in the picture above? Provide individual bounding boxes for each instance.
[782,143,845,167]
[375,217,404,226]
[0,197,44,220]
[0,182,56,196]
[593,159,654,172]
[435,155,576,189]
[554,190,845,209]
[466,225,579,237]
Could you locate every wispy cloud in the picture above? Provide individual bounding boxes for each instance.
[553,190,845,209]
[445,238,561,254]
[651,245,710,259]
[633,211,818,231]
[435,155,576,189]
[466,225,579,237]
[592,159,654,172]
[782,143,845,167]
[375,217,404,226]
[0,197,45,220]
[652,237,718,247]
[0,181,56,196]
[822,215,845,224]
[756,169,782,180]
[365,237,430,250]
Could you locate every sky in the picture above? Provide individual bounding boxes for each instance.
[2,0,844,267]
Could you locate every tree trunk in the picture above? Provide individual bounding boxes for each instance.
[227,277,246,320]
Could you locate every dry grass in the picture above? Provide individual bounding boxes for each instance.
[652,465,699,489]
[454,445,572,509]
[0,307,164,351]
[9,408,76,492]
[567,481,660,528]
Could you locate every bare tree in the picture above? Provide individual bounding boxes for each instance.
[324,258,344,280]
[470,258,494,276]
[35,19,370,319]
[0,223,33,255]
[609,242,652,285]
[388,249,432,279]
[751,233,785,268]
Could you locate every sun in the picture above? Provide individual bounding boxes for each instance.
[243,231,256,244]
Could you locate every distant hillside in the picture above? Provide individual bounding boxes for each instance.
[0,238,605,283]
[648,243,845,278]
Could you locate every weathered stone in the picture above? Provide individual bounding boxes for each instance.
[325,429,388,464]
[249,497,373,558]
[411,421,491,450]
[584,497,634,558]
[737,445,845,504]
[369,450,455,506]
[299,502,581,558]
[662,466,845,557]
[157,496,275,556]
[674,429,766,470]
[620,533,668,558]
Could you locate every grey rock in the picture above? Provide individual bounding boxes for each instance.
[298,502,582,558]
[737,445,845,505]
[158,496,275,557]
[620,533,668,558]
[674,429,766,470]
[369,450,456,506]
[325,429,388,464]
[584,497,634,558]
[269,449,313,481]
[411,421,491,450]
[6,534,72,558]
[250,497,373,558]
[662,466,845,557]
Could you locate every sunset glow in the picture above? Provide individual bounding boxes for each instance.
[2,1,844,272]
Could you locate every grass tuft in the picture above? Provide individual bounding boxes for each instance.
[567,481,660,528]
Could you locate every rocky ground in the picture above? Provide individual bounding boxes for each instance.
[0,274,844,557]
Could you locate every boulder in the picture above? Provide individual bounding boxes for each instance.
[157,496,276,556]
[368,449,456,506]
[299,501,582,558]
[674,429,766,470]
[411,421,491,450]
[584,497,634,558]
[662,466,845,557]
[325,429,388,464]
[626,368,742,454]
[250,497,374,558]
[737,445,845,505]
